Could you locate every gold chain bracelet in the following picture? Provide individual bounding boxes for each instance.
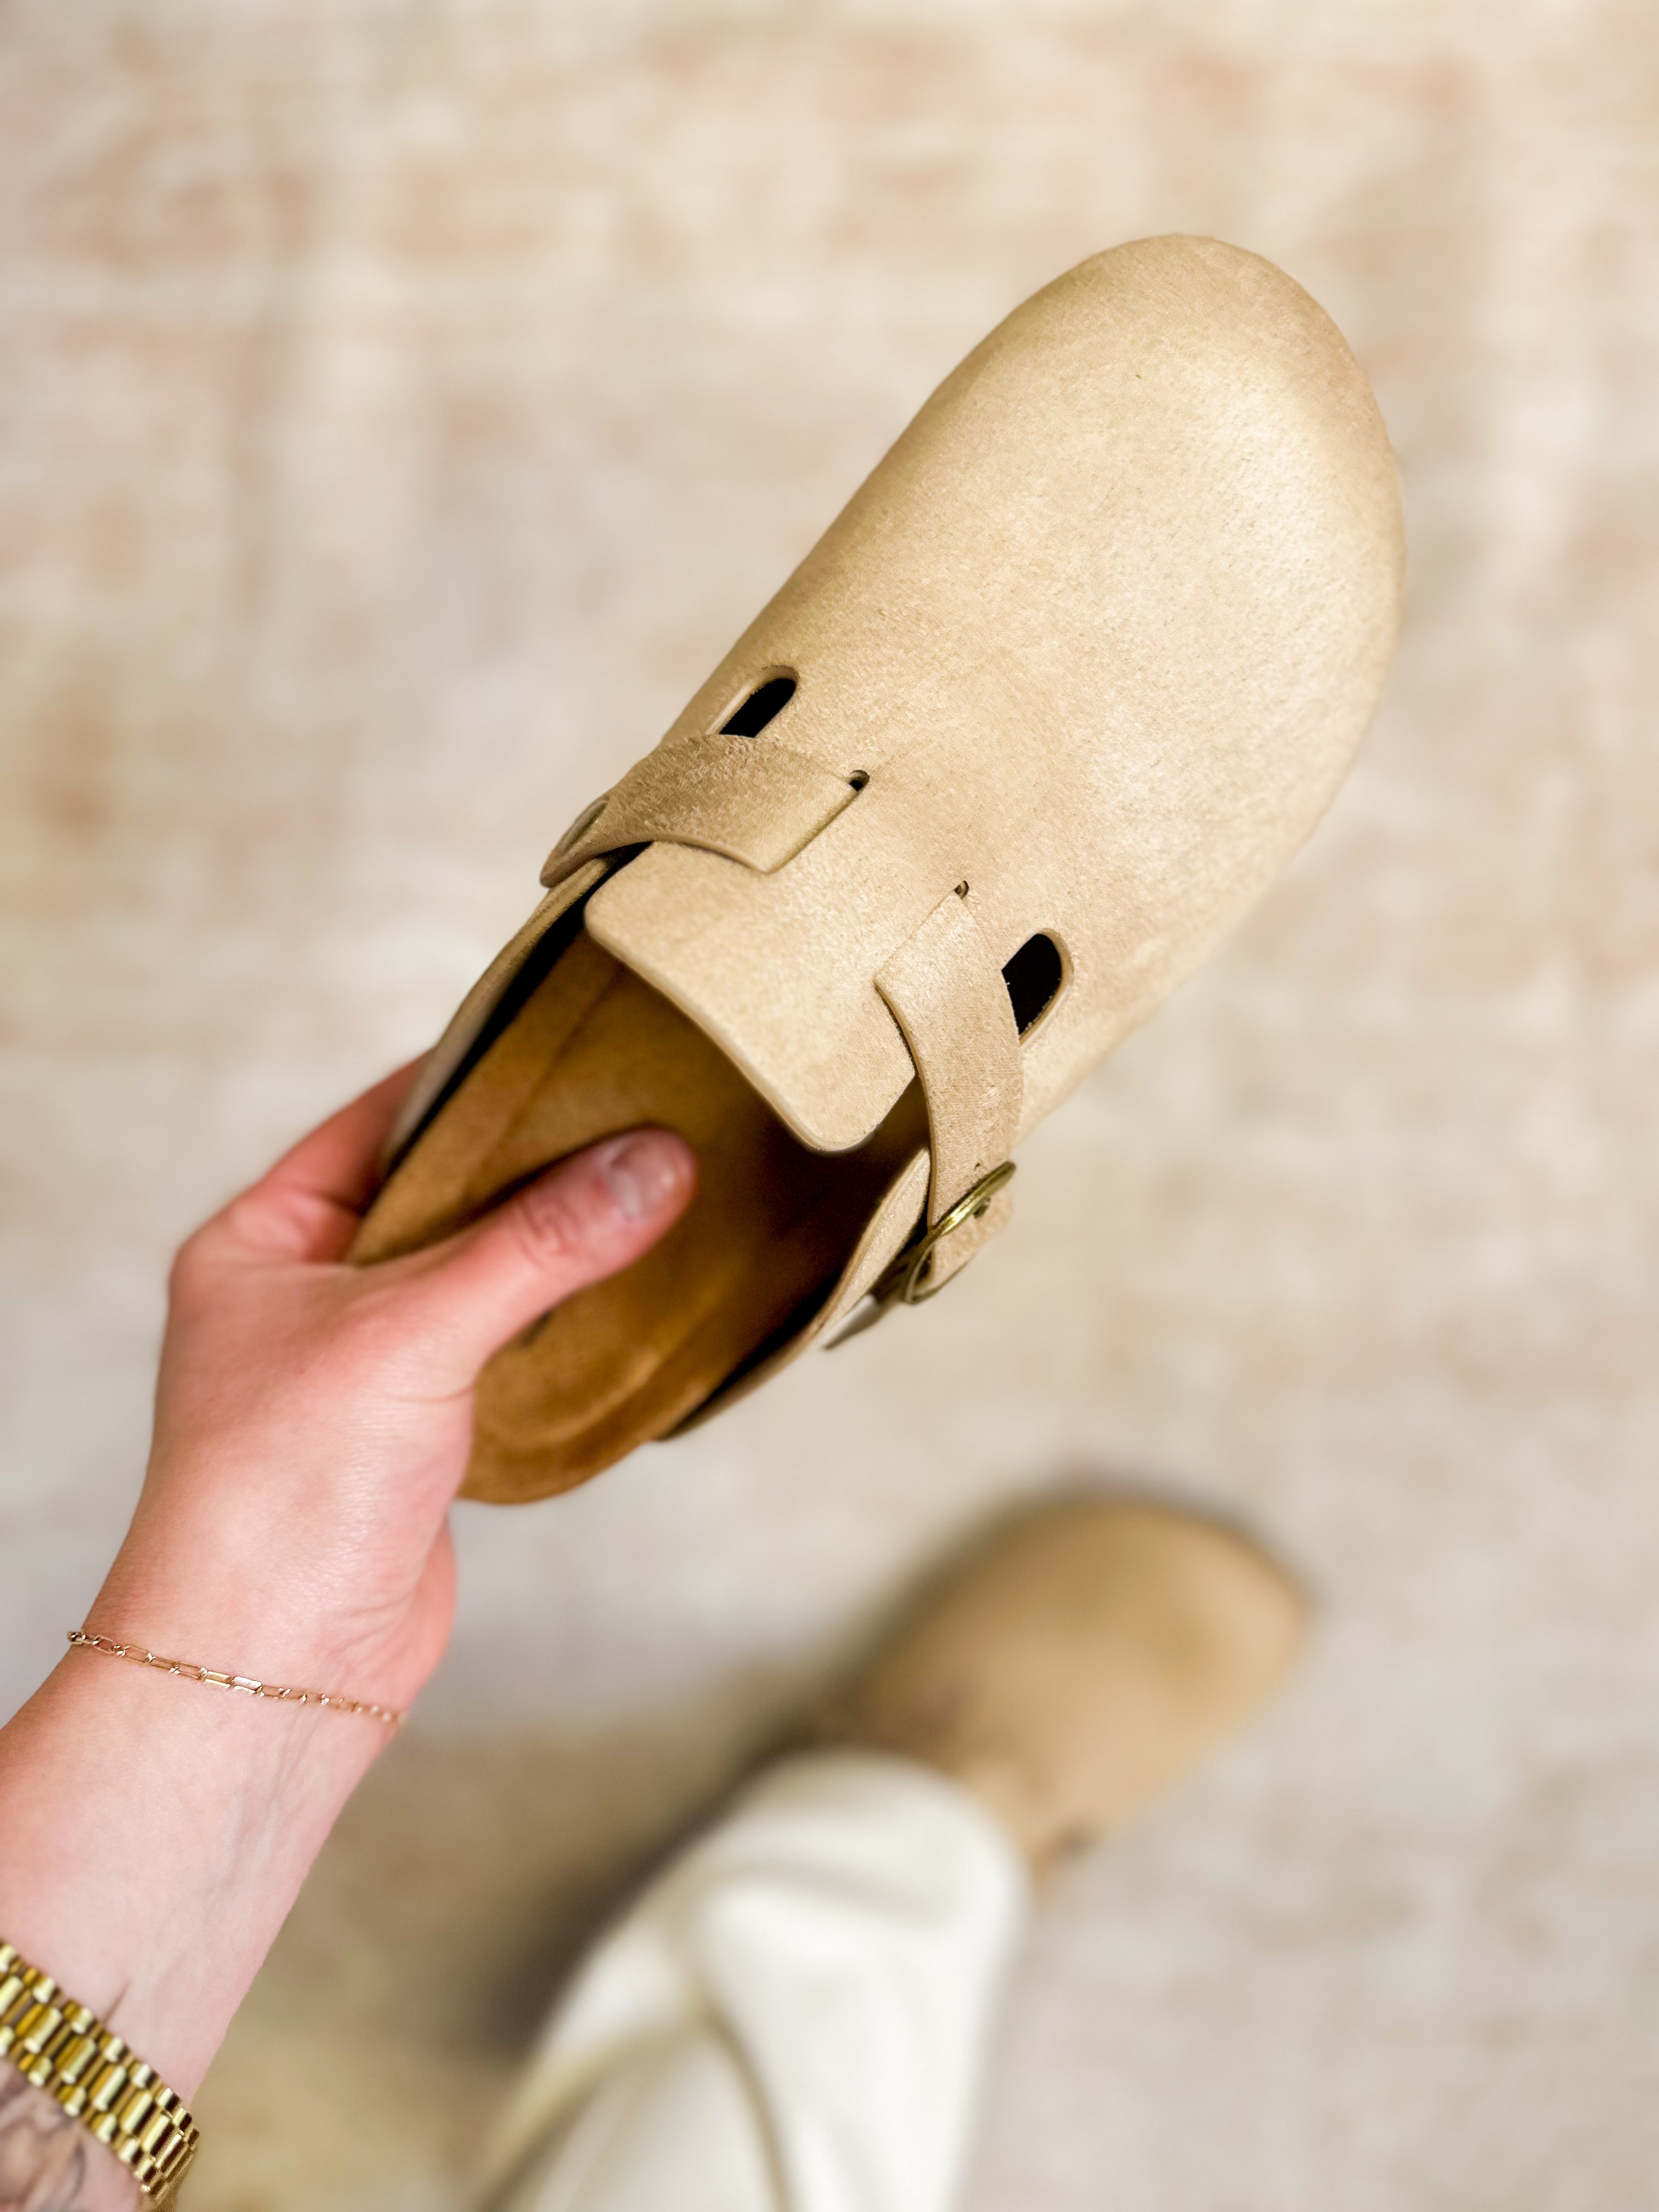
[0,1939,199,2204]
[67,1629,404,1729]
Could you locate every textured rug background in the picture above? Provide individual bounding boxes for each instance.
[3,3,1657,2206]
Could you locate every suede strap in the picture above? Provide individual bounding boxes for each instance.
[876,888,1023,1228]
[542,733,858,890]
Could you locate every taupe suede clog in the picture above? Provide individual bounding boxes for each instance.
[807,1496,1307,1870]
[353,235,1403,1503]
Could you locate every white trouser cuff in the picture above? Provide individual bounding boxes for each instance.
[482,1749,1030,2212]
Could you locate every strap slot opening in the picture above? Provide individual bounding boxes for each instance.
[1002,932,1065,1036]
[719,673,797,737]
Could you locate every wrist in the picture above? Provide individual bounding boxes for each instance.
[104,1446,454,1714]
[95,1521,414,1714]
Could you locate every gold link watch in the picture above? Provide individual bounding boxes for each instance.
[0,1940,199,2204]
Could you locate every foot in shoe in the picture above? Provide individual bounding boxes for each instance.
[807,1497,1307,1871]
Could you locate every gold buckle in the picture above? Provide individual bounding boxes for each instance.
[868,1160,1017,1308]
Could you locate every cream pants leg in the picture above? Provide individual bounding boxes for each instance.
[480,1752,1030,2212]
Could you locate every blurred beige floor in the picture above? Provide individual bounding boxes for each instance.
[3,2,1658,2206]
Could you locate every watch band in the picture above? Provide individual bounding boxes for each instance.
[0,1941,199,2205]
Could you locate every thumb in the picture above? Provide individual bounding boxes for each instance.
[375,1128,696,1392]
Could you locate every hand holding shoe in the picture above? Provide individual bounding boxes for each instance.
[0,1065,693,2156]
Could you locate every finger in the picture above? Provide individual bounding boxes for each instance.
[369,1128,697,1392]
[222,1058,426,1263]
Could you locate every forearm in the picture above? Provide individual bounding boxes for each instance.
[0,1643,385,2206]
[0,1652,381,2098]
[0,1644,390,2211]
[0,2065,134,2211]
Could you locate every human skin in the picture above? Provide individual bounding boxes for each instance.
[0,1064,696,2208]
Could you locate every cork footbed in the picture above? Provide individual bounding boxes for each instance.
[353,924,926,1503]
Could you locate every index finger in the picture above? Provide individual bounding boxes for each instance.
[218,1059,426,1264]
[264,1059,427,1216]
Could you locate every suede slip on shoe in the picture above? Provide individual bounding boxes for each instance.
[353,234,1404,1504]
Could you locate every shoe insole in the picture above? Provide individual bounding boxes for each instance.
[352,924,924,1502]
